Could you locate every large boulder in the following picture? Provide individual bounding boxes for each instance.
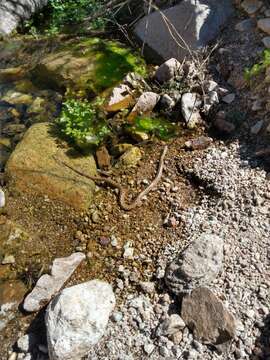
[46,280,115,360]
[134,0,234,62]
[0,0,47,36]
[165,233,224,294]
[5,123,97,210]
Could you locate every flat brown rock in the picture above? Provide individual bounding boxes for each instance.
[181,287,236,346]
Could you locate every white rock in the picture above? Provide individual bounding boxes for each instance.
[181,93,202,128]
[17,333,37,353]
[139,281,155,294]
[0,188,5,208]
[106,84,133,112]
[154,58,181,83]
[2,254,15,265]
[23,252,85,312]
[46,280,115,360]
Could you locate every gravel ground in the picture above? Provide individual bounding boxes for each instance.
[87,141,270,360]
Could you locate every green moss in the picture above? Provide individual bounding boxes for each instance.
[71,38,146,94]
[126,116,179,141]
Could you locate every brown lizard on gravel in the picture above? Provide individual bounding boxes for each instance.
[54,145,168,211]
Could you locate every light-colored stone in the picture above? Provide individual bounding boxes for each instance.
[154,58,181,83]
[17,333,38,353]
[2,254,15,265]
[250,120,264,135]
[0,0,48,35]
[165,233,224,294]
[106,84,135,112]
[181,93,202,129]
[5,123,97,210]
[258,18,270,35]
[134,0,233,62]
[46,280,115,360]
[0,188,5,208]
[156,314,185,336]
[23,253,85,312]
[181,287,236,346]
[128,92,160,121]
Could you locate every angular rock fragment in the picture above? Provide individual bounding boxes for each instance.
[154,58,181,83]
[128,92,160,121]
[23,252,85,312]
[106,84,134,112]
[181,287,236,346]
[46,280,115,360]
[165,233,223,294]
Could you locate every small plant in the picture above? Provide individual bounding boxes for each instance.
[57,99,110,149]
[126,116,179,140]
[244,49,270,83]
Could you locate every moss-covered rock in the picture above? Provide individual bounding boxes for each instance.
[5,123,97,210]
[31,38,146,96]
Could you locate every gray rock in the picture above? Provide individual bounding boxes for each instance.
[156,314,185,337]
[0,0,48,35]
[46,280,115,360]
[241,0,262,15]
[0,188,5,208]
[181,93,202,129]
[165,233,224,294]
[154,58,181,83]
[134,0,234,62]
[235,19,256,32]
[222,93,235,104]
[181,287,236,346]
[23,252,85,312]
[262,36,270,48]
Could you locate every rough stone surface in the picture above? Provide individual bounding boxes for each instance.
[258,18,270,35]
[46,280,115,360]
[134,0,234,62]
[23,253,85,312]
[5,123,97,210]
[165,233,224,294]
[181,93,202,128]
[181,287,236,346]
[0,0,48,35]
[241,0,263,15]
[128,92,160,121]
[154,58,181,83]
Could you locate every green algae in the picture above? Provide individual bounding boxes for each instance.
[126,116,179,141]
[32,37,146,97]
[71,38,146,94]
